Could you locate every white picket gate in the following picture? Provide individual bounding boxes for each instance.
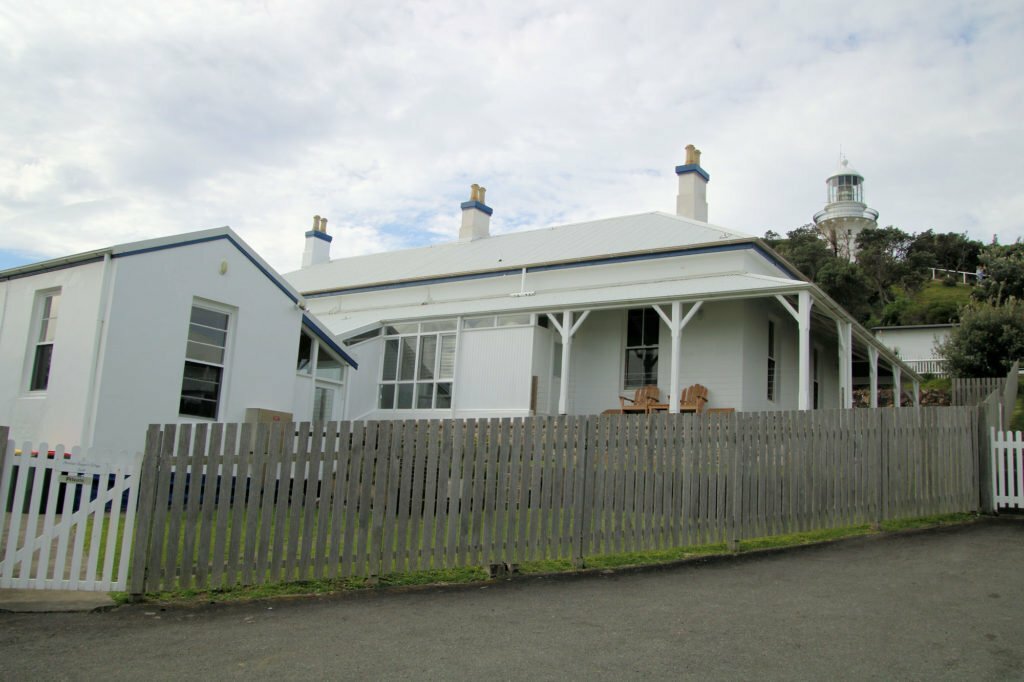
[0,440,140,591]
[992,428,1024,510]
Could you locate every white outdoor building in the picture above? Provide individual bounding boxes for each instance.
[285,146,921,421]
[0,228,356,464]
[873,324,955,377]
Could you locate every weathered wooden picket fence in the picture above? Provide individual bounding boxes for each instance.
[953,377,1006,406]
[129,407,978,594]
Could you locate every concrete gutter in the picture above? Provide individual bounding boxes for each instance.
[0,589,117,613]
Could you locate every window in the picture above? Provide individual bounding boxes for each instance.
[767,320,777,402]
[296,334,313,374]
[179,304,229,419]
[316,345,344,382]
[553,341,563,378]
[29,290,61,391]
[314,386,335,422]
[624,308,659,389]
[343,327,381,346]
[379,320,456,410]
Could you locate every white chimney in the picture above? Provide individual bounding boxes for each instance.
[302,214,332,268]
[459,184,492,241]
[675,144,709,222]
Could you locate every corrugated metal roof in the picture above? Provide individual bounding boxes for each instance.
[285,211,754,293]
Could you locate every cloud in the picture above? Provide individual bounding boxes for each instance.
[1,0,1022,276]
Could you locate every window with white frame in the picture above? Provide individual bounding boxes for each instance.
[314,385,335,422]
[624,308,659,389]
[179,304,230,419]
[28,289,61,391]
[767,320,777,402]
[379,320,456,410]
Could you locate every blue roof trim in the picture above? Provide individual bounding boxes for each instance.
[303,241,799,298]
[674,164,710,182]
[302,313,358,369]
[305,230,333,242]
[114,234,300,304]
[460,200,493,216]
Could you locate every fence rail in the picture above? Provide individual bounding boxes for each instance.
[130,407,979,594]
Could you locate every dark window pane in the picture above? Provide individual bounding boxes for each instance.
[418,335,437,380]
[186,341,225,364]
[180,361,222,418]
[189,325,227,348]
[642,308,659,345]
[626,309,644,347]
[436,383,452,408]
[397,383,414,409]
[297,334,312,373]
[379,384,395,409]
[190,307,229,330]
[317,347,343,382]
[30,344,53,391]
[416,383,433,409]
[179,396,218,419]
[399,338,416,381]
[382,339,399,380]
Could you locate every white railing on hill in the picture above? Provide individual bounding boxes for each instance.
[930,267,980,284]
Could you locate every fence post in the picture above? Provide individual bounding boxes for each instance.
[727,412,742,552]
[128,425,164,600]
[874,410,886,528]
[571,416,591,568]
[976,399,996,514]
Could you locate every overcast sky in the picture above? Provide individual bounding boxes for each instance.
[2,1,1022,274]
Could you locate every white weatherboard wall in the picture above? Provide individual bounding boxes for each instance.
[570,310,625,415]
[0,261,107,449]
[89,241,305,463]
[531,326,556,415]
[454,326,534,416]
[874,327,952,361]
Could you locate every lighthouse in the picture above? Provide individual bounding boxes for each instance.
[812,156,879,261]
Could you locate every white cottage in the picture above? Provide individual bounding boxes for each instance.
[285,147,921,421]
[873,324,955,376]
[0,227,356,464]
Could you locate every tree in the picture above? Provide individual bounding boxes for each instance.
[855,226,928,307]
[815,258,873,323]
[772,225,836,280]
[935,298,1024,377]
[908,230,983,274]
[973,241,1024,304]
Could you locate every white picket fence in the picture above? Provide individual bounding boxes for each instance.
[991,428,1024,510]
[0,438,140,591]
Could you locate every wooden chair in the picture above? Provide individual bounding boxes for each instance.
[619,385,661,414]
[679,384,709,414]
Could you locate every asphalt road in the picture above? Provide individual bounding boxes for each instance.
[2,519,1022,680]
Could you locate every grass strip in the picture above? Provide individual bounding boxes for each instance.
[116,512,977,606]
